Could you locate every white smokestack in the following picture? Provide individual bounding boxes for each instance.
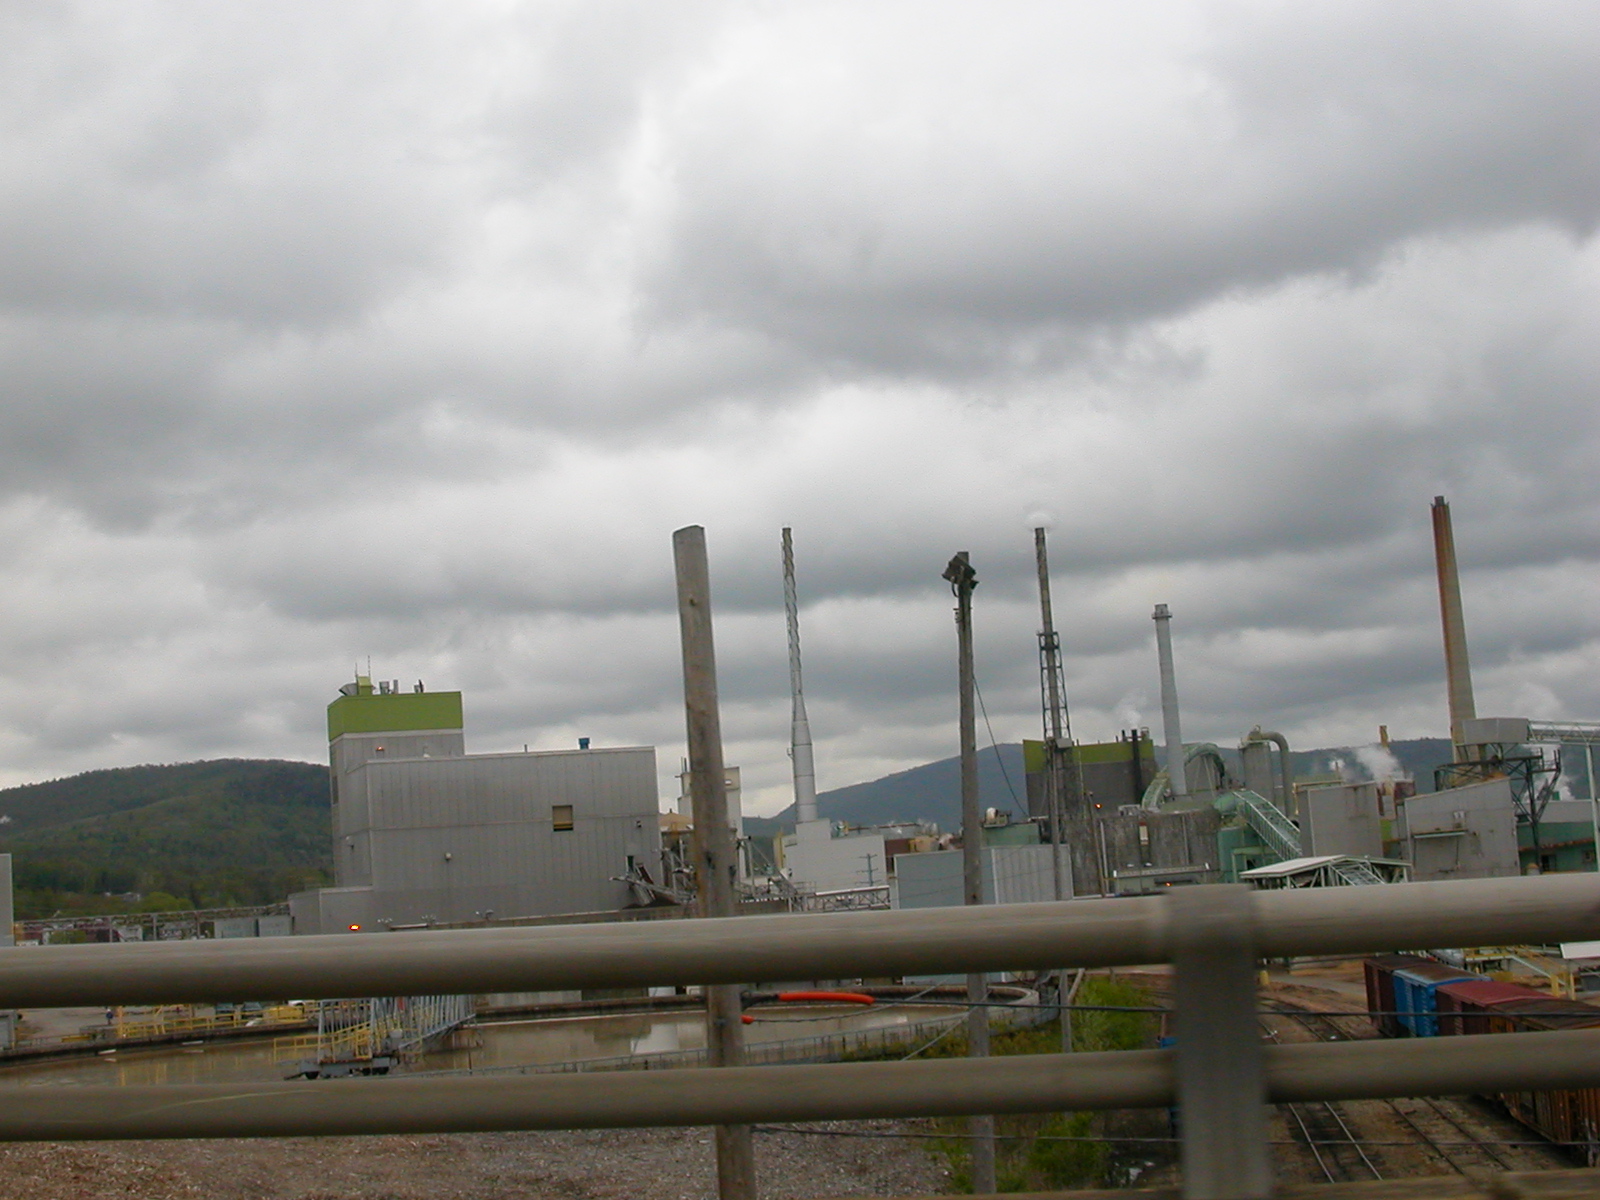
[1152,604,1189,800]
[782,528,819,827]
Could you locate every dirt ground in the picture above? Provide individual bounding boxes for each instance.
[0,1123,948,1200]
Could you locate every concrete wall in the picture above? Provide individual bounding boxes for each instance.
[1091,807,1221,894]
[1301,783,1384,858]
[1405,777,1520,881]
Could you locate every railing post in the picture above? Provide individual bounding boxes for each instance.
[1169,884,1272,1200]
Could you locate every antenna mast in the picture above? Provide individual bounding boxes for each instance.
[783,528,819,826]
[1034,528,1080,900]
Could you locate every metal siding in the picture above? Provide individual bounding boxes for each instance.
[894,850,965,909]
[989,845,1057,905]
[351,747,659,924]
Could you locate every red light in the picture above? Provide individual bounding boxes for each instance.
[347,924,361,931]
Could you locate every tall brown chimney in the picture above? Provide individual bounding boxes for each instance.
[1431,496,1476,759]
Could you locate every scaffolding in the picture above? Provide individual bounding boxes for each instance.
[275,994,475,1078]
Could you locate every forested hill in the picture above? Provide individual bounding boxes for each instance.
[0,759,332,919]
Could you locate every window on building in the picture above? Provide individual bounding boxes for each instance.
[552,804,574,831]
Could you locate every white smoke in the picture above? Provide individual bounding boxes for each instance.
[1353,744,1408,784]
[1114,695,1145,731]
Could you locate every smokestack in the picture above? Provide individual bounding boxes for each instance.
[1430,496,1477,759]
[781,528,819,826]
[1152,604,1189,800]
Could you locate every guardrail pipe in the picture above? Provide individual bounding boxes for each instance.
[3,876,1599,1008]
[4,1030,1600,1142]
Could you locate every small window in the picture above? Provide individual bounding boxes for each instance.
[552,804,574,831]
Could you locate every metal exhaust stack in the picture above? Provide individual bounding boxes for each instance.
[781,528,819,828]
[1430,496,1477,760]
[1152,604,1189,801]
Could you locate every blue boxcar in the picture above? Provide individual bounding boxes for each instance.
[1393,964,1476,1037]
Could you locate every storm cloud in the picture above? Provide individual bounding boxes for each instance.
[0,1,1595,812]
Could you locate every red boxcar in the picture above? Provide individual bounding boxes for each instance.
[1435,979,1549,1036]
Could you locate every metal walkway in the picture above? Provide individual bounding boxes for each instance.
[1229,789,1392,887]
[276,994,476,1077]
[1230,788,1304,860]
[1328,858,1387,886]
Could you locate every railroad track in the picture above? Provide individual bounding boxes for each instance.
[1260,1017,1383,1184]
[1271,1002,1520,1176]
[1384,1095,1518,1175]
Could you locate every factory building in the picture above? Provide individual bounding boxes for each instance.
[291,677,661,933]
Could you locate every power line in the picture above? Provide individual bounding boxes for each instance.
[973,677,1020,809]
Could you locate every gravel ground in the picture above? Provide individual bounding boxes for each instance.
[0,1122,950,1200]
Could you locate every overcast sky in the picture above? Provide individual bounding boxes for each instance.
[0,2,1596,813]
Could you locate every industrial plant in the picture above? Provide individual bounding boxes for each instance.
[2,496,1598,1200]
[290,677,662,934]
[770,499,1599,913]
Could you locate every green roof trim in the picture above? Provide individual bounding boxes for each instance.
[1022,736,1156,773]
[327,691,463,740]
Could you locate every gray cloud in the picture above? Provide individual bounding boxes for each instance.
[0,2,1593,814]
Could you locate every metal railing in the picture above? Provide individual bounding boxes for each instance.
[1,875,1599,1199]
[1230,787,1303,860]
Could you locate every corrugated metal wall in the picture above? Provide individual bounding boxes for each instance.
[336,746,661,924]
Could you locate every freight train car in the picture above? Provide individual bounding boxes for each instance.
[1391,962,1476,1036]
[1489,997,1600,1163]
[1434,978,1548,1036]
[1363,953,1430,1038]
[1363,956,1600,1163]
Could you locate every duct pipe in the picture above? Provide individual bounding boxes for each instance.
[1431,496,1477,760]
[1152,604,1189,801]
[1242,728,1293,815]
[781,528,819,827]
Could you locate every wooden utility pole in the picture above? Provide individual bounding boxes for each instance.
[943,550,995,1194]
[673,525,757,1200]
